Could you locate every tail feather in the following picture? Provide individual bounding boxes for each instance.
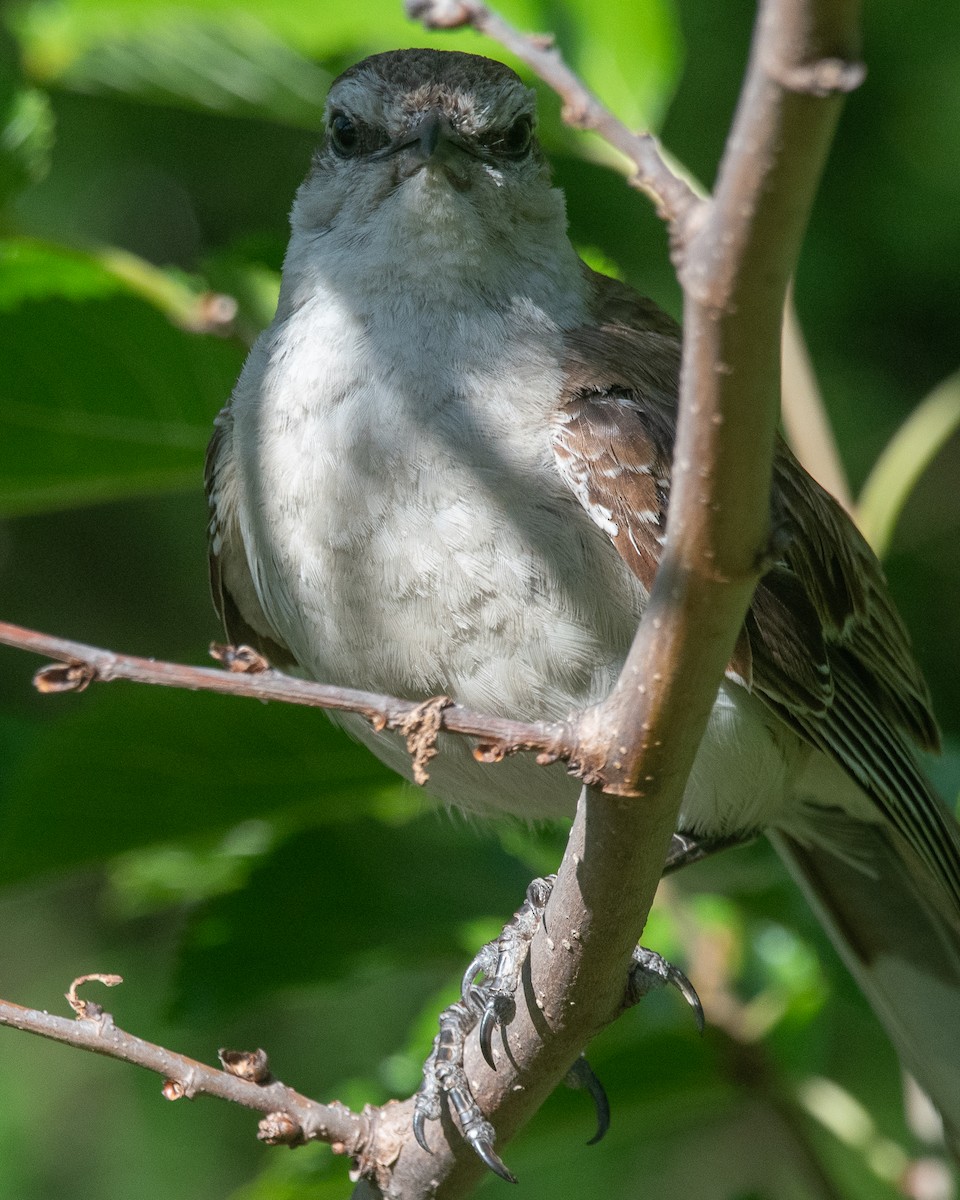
[771,818,960,1159]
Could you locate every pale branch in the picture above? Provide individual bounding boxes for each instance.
[407,0,852,518]
[405,0,699,227]
[0,977,368,1156]
[356,1,865,1198]
[587,0,864,796]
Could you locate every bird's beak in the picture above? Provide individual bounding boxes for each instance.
[377,111,475,190]
[408,111,446,161]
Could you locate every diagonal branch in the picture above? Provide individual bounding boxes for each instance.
[357,1,864,1197]
[406,0,699,226]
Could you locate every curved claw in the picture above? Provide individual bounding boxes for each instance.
[478,995,514,1069]
[564,1055,610,1145]
[478,1003,499,1069]
[413,1108,431,1154]
[466,1130,518,1184]
[667,964,705,1034]
[628,947,706,1034]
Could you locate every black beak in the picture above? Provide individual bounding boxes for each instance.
[411,112,443,160]
[370,110,477,192]
[373,111,478,164]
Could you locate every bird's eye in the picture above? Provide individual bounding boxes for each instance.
[499,116,533,158]
[330,113,360,156]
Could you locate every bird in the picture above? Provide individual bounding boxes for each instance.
[206,46,960,1172]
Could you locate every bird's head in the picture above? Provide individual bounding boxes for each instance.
[289,49,572,285]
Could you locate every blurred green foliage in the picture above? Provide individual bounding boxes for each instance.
[0,1,958,1198]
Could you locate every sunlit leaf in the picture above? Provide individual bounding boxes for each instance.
[0,86,55,204]
[59,16,331,128]
[857,370,960,559]
[551,0,683,131]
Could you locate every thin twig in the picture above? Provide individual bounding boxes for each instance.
[407,0,852,520]
[405,0,700,229]
[0,620,570,782]
[0,978,368,1154]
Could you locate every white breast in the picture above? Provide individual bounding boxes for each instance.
[225,177,805,830]
[233,273,642,711]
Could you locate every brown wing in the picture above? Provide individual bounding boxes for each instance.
[553,268,960,906]
[205,407,296,667]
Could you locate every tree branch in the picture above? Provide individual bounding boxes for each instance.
[0,619,572,786]
[406,0,699,227]
[0,976,369,1156]
[359,1,864,1196]
[584,0,864,796]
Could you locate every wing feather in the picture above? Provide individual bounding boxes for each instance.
[553,268,960,907]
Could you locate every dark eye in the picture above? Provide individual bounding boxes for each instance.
[499,116,533,157]
[330,112,359,156]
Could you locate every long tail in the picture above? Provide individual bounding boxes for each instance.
[771,817,960,1161]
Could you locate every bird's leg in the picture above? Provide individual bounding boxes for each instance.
[663,830,757,874]
[473,875,554,1068]
[412,875,553,1182]
[413,992,517,1182]
[413,872,704,1180]
[626,946,704,1031]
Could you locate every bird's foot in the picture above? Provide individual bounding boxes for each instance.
[412,873,703,1180]
[413,874,553,1182]
[626,945,704,1032]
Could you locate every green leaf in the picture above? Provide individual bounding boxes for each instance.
[0,239,245,516]
[0,86,55,205]
[12,0,683,136]
[59,16,332,128]
[0,22,54,205]
[12,0,537,85]
[0,237,123,308]
[227,1144,356,1200]
[549,0,683,131]
[857,370,960,559]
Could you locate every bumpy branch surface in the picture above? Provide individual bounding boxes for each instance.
[358,1,863,1197]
